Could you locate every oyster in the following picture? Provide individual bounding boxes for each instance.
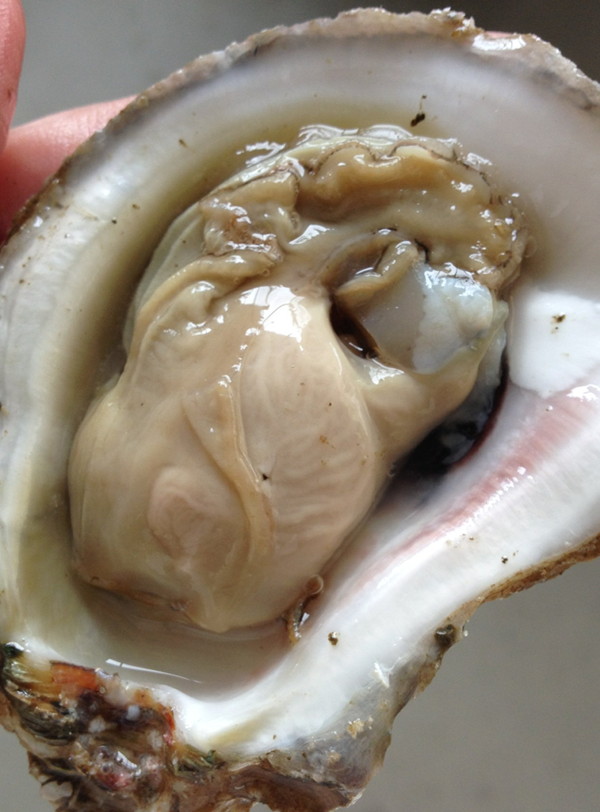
[0,8,599,812]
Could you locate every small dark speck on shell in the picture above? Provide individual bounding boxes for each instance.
[435,624,458,649]
[410,94,428,127]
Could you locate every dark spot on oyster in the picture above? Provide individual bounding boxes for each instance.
[435,624,458,649]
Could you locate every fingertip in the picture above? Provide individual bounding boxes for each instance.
[0,0,26,149]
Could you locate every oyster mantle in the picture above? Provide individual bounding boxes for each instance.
[1,8,600,812]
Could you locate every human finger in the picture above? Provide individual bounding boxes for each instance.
[0,0,25,150]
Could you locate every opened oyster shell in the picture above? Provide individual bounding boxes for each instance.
[1,8,599,812]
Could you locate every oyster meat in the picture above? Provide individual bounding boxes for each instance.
[68,124,526,634]
[1,8,599,812]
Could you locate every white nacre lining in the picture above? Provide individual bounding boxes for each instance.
[509,283,600,397]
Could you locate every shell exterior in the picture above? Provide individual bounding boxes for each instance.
[1,8,600,811]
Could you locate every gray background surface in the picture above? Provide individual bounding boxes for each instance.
[2,2,599,811]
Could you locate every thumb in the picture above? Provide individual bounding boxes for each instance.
[0,0,25,151]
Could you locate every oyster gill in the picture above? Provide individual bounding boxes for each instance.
[1,8,600,812]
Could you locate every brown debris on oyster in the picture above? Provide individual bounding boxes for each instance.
[1,8,599,812]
